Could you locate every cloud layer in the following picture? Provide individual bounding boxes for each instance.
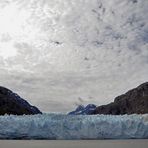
[0,0,148,112]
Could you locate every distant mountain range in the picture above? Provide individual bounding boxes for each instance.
[68,104,96,115]
[68,82,148,115]
[0,82,148,115]
[0,86,42,115]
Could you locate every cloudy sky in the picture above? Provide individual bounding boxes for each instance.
[0,0,147,112]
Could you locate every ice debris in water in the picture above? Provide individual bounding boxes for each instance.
[0,114,148,139]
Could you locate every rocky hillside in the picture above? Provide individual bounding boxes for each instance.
[93,82,148,115]
[0,86,42,115]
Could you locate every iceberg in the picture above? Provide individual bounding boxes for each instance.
[0,114,148,139]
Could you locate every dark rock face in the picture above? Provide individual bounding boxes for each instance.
[0,86,42,115]
[68,104,96,115]
[93,82,148,115]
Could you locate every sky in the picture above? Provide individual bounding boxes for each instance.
[0,0,147,112]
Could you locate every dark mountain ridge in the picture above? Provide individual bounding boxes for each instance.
[0,86,42,115]
[93,82,148,115]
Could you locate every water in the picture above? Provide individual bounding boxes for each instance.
[0,140,148,148]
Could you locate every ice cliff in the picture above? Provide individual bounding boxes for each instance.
[0,114,148,139]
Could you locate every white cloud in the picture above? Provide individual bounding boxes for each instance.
[0,0,147,112]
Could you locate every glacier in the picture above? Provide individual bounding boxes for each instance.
[0,114,148,139]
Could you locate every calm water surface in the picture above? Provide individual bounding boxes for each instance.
[0,140,148,148]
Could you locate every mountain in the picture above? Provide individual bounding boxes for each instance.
[93,82,148,115]
[68,104,96,115]
[0,86,42,115]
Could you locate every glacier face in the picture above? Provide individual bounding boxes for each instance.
[0,114,148,139]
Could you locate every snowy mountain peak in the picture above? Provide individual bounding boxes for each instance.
[68,104,96,115]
